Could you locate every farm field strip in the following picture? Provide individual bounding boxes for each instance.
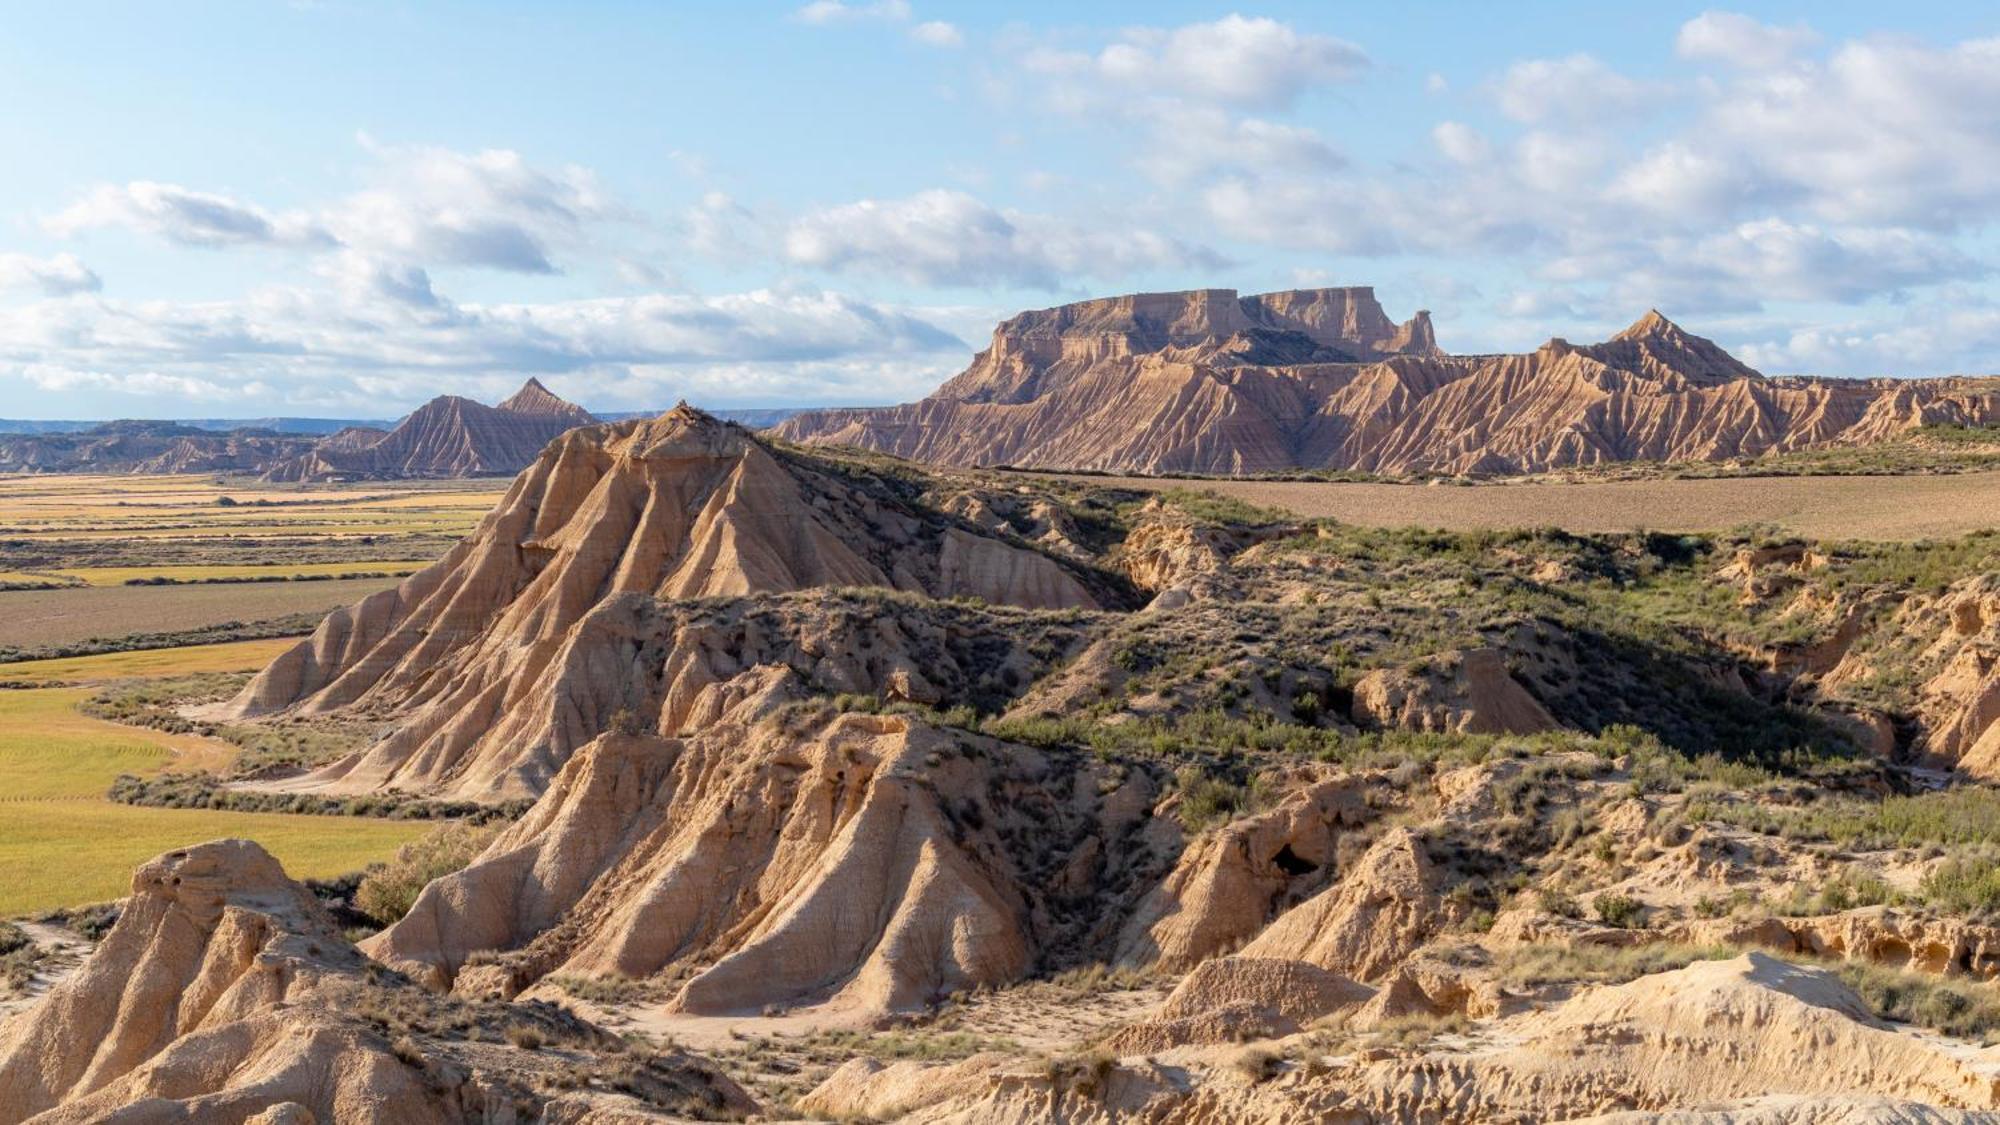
[32,560,432,586]
[0,637,302,682]
[1062,469,2000,542]
[0,644,427,915]
[0,576,402,650]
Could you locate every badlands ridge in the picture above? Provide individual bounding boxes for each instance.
[9,400,2000,1120]
[779,287,2000,475]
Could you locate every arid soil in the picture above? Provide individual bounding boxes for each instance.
[1063,469,2000,541]
[11,406,2000,1122]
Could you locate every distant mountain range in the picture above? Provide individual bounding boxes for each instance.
[0,417,390,435]
[0,386,804,479]
[777,287,2000,475]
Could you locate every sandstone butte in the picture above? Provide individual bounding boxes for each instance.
[15,402,2000,1122]
[774,287,2000,475]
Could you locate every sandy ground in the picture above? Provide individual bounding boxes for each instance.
[1064,470,2000,541]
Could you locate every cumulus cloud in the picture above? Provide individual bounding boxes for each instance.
[784,189,1224,288]
[793,0,910,25]
[1676,11,1818,69]
[46,143,613,276]
[909,20,962,48]
[1491,54,1657,125]
[1024,15,1365,113]
[0,252,102,296]
[0,282,968,412]
[46,182,330,248]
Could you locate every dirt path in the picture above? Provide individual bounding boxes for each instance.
[1063,470,2000,541]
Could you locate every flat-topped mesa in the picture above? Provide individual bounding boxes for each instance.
[779,292,2000,475]
[937,286,1441,405]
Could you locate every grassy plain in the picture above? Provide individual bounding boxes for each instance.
[0,478,464,912]
[0,639,426,915]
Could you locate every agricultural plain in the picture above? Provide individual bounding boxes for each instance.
[1065,468,2000,541]
[0,475,481,914]
[0,643,427,915]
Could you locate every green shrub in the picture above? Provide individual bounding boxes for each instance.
[355,821,503,925]
[1593,892,1644,928]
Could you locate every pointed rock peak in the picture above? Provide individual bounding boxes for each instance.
[1614,309,1681,341]
[498,377,592,420]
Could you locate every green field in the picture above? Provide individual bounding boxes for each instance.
[0,658,427,916]
[0,637,304,683]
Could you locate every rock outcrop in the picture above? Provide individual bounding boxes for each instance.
[221,406,1111,800]
[362,712,1171,1019]
[1239,827,1458,981]
[0,840,751,1124]
[1349,647,1558,735]
[777,290,2000,475]
[260,378,595,482]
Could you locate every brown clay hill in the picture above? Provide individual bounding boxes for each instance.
[260,378,595,482]
[776,289,2000,475]
[219,405,1119,800]
[0,839,750,1124]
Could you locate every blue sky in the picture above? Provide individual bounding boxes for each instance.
[2,2,1998,417]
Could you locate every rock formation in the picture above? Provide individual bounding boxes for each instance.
[260,378,595,481]
[363,712,1171,1018]
[776,289,2000,475]
[220,406,1115,800]
[0,839,750,1124]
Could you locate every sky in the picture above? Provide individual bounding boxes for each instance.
[2,2,1998,419]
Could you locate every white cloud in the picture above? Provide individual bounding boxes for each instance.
[1676,12,1818,70]
[46,182,331,249]
[0,283,968,412]
[46,143,614,276]
[793,0,910,25]
[0,252,102,296]
[1025,15,1366,112]
[1431,122,1491,165]
[1491,54,1657,125]
[784,188,1223,288]
[910,20,962,48]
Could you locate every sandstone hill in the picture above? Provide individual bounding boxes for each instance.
[35,403,2000,1120]
[259,378,597,482]
[775,288,2000,475]
[219,405,1117,799]
[0,839,750,1124]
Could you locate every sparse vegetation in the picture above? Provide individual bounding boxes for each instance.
[355,821,506,925]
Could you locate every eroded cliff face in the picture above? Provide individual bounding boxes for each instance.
[776,290,2000,475]
[220,406,1114,800]
[364,711,1173,1020]
[0,840,751,1125]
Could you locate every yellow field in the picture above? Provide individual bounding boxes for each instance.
[0,637,300,683]
[38,560,431,586]
[0,473,504,541]
[0,676,426,915]
[0,802,426,915]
